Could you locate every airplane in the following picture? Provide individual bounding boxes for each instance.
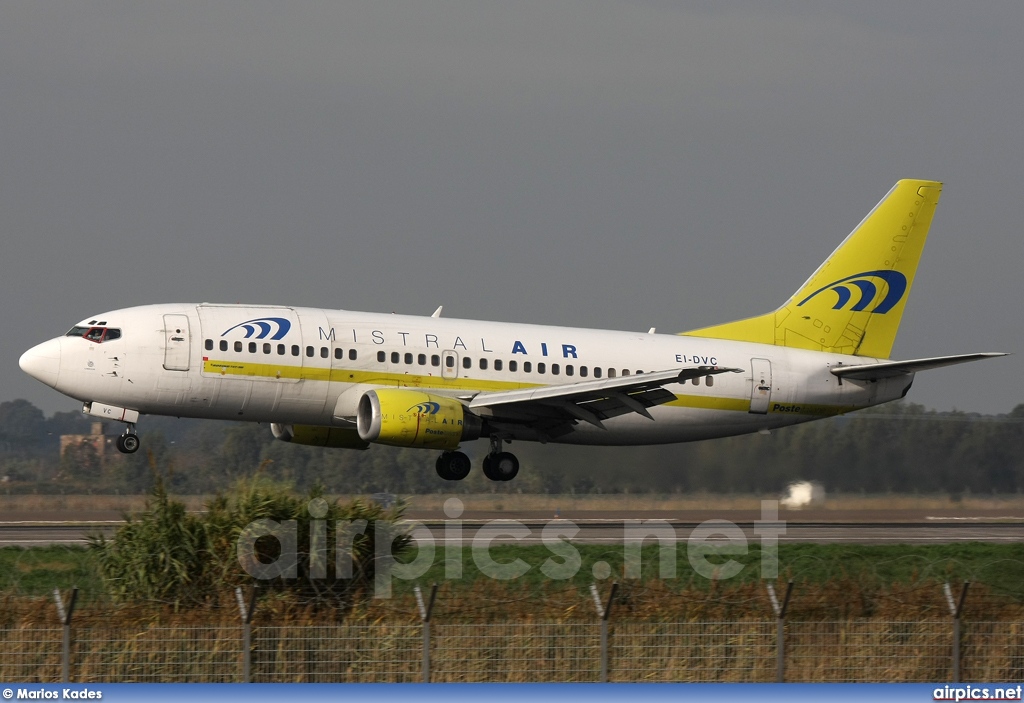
[19,180,1007,482]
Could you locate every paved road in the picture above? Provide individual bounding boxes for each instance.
[3,520,1023,547]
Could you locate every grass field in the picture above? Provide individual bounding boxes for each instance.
[4,542,1023,614]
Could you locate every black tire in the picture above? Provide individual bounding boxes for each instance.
[435,453,454,480]
[118,434,140,454]
[447,451,472,480]
[483,452,519,481]
[436,452,471,481]
[481,454,499,481]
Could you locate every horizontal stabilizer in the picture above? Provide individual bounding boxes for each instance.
[830,352,1008,381]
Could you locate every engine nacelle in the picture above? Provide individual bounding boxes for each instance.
[271,423,369,450]
[356,389,483,450]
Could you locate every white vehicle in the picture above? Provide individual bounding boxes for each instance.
[20,180,1006,481]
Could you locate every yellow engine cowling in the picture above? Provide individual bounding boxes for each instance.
[271,423,369,450]
[356,389,483,450]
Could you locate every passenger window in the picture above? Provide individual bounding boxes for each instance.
[291,345,300,356]
[537,363,546,374]
[524,361,532,373]
[463,357,472,369]
[418,354,427,366]
[377,351,386,363]
[608,368,616,378]
[234,341,243,353]
[405,353,413,365]
[552,364,560,375]
[565,365,574,377]
[621,369,629,376]
[445,356,455,368]
[580,366,588,378]
[509,360,518,372]
[479,358,488,370]
[220,340,228,352]
[320,347,328,358]
[706,375,714,387]
[335,348,343,360]
[494,359,503,371]
[431,354,440,367]
[248,342,257,353]
[278,344,285,355]
[349,349,357,361]
[391,352,400,363]
[636,370,643,375]
[594,367,602,378]
[692,377,700,386]
[263,343,271,354]
[205,339,213,351]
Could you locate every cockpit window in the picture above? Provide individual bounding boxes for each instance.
[66,326,121,343]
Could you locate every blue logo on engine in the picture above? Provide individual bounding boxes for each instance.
[796,270,907,314]
[408,402,441,415]
[221,317,292,340]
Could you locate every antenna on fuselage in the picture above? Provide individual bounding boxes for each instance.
[431,306,444,318]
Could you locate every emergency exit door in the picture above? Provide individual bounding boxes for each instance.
[749,358,772,414]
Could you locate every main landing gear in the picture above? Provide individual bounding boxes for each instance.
[115,424,140,454]
[435,451,472,481]
[433,437,520,482]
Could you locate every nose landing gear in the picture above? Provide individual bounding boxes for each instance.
[115,424,140,454]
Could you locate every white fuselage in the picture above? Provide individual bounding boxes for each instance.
[22,303,912,445]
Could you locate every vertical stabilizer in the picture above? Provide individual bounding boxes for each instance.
[682,180,942,358]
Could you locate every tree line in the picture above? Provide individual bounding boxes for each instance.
[1,398,1022,495]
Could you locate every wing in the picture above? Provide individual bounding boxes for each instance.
[468,366,744,437]
[830,352,1008,381]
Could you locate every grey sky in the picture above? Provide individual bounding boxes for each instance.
[2,1,1020,415]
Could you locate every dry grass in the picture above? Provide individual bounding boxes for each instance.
[2,579,1023,683]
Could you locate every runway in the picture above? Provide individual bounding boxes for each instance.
[3,519,1023,547]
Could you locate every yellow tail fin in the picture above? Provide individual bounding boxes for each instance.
[683,180,942,358]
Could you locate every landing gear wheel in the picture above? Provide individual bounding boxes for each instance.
[117,433,140,454]
[435,451,471,481]
[482,452,519,481]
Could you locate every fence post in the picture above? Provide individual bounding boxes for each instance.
[766,581,793,683]
[235,586,258,683]
[53,586,78,683]
[415,583,438,683]
[590,582,618,683]
[944,581,969,682]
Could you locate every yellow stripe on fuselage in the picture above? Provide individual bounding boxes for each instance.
[202,359,856,418]
[202,359,536,393]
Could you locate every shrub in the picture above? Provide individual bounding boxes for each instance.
[90,472,410,608]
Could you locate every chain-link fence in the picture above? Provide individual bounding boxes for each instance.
[3,583,1023,683]
[5,618,1023,683]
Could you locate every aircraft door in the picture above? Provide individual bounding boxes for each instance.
[441,351,459,379]
[163,314,191,371]
[749,358,772,414]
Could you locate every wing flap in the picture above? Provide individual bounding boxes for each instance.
[471,366,743,426]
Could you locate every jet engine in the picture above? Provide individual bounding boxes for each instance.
[271,423,369,449]
[356,389,484,449]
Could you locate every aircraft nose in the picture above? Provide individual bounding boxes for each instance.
[19,338,62,388]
